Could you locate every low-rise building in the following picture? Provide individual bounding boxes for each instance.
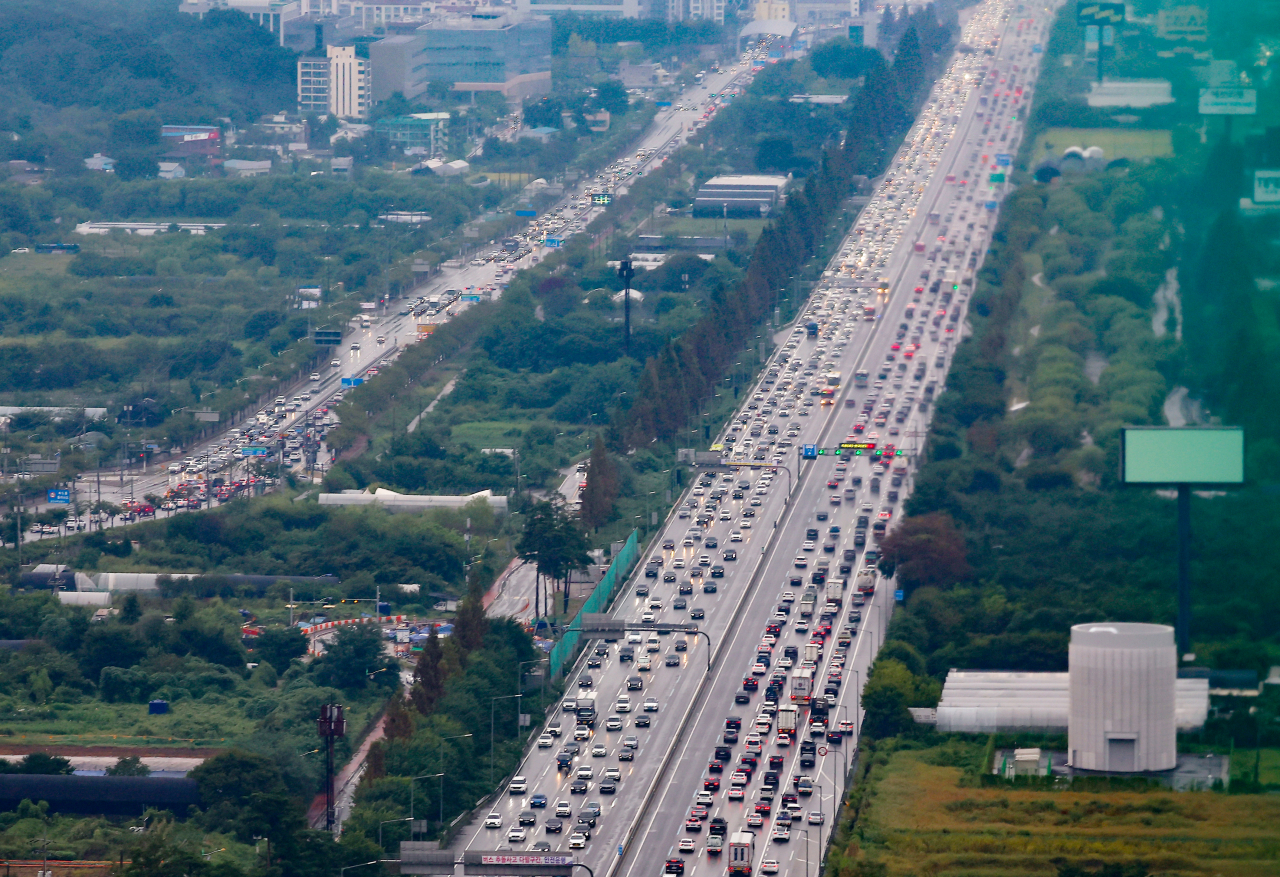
[157,162,186,180]
[179,0,301,45]
[223,159,273,177]
[374,113,450,155]
[694,174,788,216]
[84,153,116,173]
[1086,78,1175,109]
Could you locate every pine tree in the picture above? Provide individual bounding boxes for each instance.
[411,625,448,715]
[384,695,415,740]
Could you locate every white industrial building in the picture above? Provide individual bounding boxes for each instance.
[927,623,1210,775]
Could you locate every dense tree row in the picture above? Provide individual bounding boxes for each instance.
[622,10,953,445]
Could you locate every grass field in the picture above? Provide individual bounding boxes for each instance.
[842,739,1280,877]
[649,217,768,241]
[0,697,379,750]
[1033,128,1173,165]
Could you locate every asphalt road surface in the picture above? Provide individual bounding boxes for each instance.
[455,6,1054,877]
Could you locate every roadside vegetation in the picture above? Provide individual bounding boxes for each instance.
[836,3,1280,873]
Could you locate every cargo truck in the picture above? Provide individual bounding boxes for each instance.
[790,667,814,704]
[777,704,799,737]
[727,832,755,877]
[576,691,598,728]
[798,587,817,617]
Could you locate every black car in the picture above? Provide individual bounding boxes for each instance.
[578,675,593,688]
[723,729,739,744]
[634,715,651,728]
[664,654,680,667]
[665,859,685,875]
[636,583,650,596]
[531,842,552,851]
[703,582,718,593]
[628,676,644,690]
[519,811,536,825]
[618,748,635,761]
[678,582,694,595]
[645,567,658,578]
[690,607,705,619]
[723,549,737,561]
[599,780,617,794]
[577,814,597,828]
[569,780,589,794]
[673,597,688,610]
[586,656,602,668]
[545,819,563,833]
[704,536,718,548]
[619,648,635,663]
[594,645,609,656]
[675,639,688,652]
[734,691,752,704]
[742,677,758,691]
[663,571,677,583]
[815,511,829,521]
[710,565,725,578]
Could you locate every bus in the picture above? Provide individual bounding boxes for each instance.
[825,371,841,388]
[854,369,869,388]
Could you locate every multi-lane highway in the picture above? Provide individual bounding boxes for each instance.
[459,5,1052,877]
[26,57,761,534]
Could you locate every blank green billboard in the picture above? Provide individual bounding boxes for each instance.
[1121,427,1243,484]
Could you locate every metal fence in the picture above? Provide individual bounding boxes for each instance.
[547,529,639,679]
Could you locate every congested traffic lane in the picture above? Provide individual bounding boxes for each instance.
[616,4,1053,877]
[454,313,884,861]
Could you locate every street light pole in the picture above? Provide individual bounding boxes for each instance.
[438,733,472,830]
[490,694,522,785]
[410,772,442,823]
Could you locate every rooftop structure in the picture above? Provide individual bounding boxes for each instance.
[694,174,789,217]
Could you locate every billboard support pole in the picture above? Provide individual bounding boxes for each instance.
[1177,483,1192,659]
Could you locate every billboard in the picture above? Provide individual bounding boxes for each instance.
[417,323,437,335]
[1254,170,1280,204]
[314,329,343,345]
[1076,1,1123,25]
[1157,5,1207,41]
[48,489,70,504]
[1121,427,1243,484]
[1198,88,1257,115]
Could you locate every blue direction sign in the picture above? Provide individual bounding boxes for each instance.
[242,447,269,457]
[1032,43,1043,52]
[341,377,364,388]
[802,444,818,459]
[545,237,564,248]
[995,153,1012,166]
[460,294,482,302]
[895,589,905,602]
[47,489,70,504]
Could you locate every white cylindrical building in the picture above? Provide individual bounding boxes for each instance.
[1068,622,1177,772]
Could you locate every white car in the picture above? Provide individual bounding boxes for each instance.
[591,744,608,757]
[761,860,780,874]
[568,833,587,849]
[616,695,632,712]
[484,812,503,828]
[537,734,554,748]
[575,766,594,780]
[509,776,528,794]
[507,827,527,842]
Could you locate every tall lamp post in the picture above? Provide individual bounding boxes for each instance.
[438,733,473,829]
[490,694,522,785]
[794,827,812,877]
[409,772,442,823]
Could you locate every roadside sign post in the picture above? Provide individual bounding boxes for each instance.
[1120,427,1244,659]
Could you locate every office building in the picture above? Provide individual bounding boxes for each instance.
[370,12,552,102]
[179,0,301,45]
[297,45,371,118]
[686,0,724,23]
[516,0,644,19]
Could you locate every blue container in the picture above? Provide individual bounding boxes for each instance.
[148,700,169,715]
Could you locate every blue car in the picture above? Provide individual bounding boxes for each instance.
[530,794,548,808]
